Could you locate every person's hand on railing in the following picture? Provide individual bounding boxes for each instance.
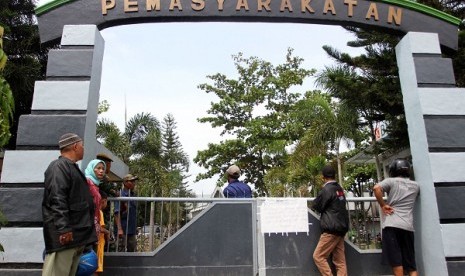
[118,228,124,237]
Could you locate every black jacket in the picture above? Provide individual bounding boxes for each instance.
[42,156,97,253]
[312,181,349,236]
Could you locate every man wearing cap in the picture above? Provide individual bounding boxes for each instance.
[42,133,97,276]
[114,173,139,252]
[223,165,252,198]
[312,165,349,276]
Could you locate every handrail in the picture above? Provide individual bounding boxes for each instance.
[107,196,381,202]
[106,196,383,253]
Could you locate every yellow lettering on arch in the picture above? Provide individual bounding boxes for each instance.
[192,0,205,11]
[102,0,115,15]
[217,0,225,10]
[170,0,183,10]
[301,0,314,13]
[280,0,293,12]
[124,0,138,12]
[366,3,379,21]
[258,0,271,11]
[344,0,357,17]
[323,0,336,15]
[236,0,250,11]
[388,6,402,25]
[146,0,161,11]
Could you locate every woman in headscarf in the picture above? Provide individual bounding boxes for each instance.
[85,159,106,238]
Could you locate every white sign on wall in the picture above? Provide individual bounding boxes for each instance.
[259,198,309,234]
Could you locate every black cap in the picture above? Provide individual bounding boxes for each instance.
[97,153,113,162]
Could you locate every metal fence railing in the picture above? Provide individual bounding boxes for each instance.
[345,197,382,250]
[104,196,382,253]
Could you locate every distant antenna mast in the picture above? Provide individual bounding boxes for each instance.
[124,93,127,127]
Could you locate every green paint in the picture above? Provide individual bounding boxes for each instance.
[35,0,75,16]
[378,0,461,25]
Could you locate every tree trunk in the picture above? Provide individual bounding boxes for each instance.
[336,139,343,186]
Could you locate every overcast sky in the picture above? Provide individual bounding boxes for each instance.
[37,1,363,195]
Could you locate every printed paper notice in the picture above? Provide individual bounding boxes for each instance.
[259,198,309,233]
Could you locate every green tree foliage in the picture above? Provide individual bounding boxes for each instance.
[0,25,14,148]
[96,112,191,198]
[0,78,13,147]
[158,114,192,233]
[161,114,189,172]
[98,100,110,114]
[319,29,406,149]
[97,118,131,162]
[0,0,55,149]
[318,1,465,181]
[126,113,162,159]
[299,92,360,186]
[0,26,12,253]
[97,112,192,238]
[316,28,409,181]
[419,0,464,17]
[343,160,377,194]
[194,49,316,195]
[161,114,191,197]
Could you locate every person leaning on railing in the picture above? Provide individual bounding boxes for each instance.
[312,165,349,276]
[114,174,139,252]
[373,159,420,276]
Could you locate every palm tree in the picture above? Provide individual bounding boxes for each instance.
[97,112,169,249]
[97,112,167,192]
[125,113,161,158]
[296,92,360,186]
[96,118,131,162]
[316,65,388,182]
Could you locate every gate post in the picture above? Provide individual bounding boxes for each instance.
[0,25,105,263]
[396,32,465,275]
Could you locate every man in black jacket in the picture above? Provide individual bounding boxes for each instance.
[42,133,97,276]
[312,165,349,276]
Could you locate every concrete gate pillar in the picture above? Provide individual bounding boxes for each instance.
[0,25,106,263]
[396,32,465,275]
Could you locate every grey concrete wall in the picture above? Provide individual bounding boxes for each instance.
[101,203,390,276]
[264,211,391,276]
[0,228,44,263]
[0,25,110,264]
[0,201,393,275]
[103,203,255,275]
[396,32,465,275]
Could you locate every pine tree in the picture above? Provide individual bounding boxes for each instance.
[161,113,190,197]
